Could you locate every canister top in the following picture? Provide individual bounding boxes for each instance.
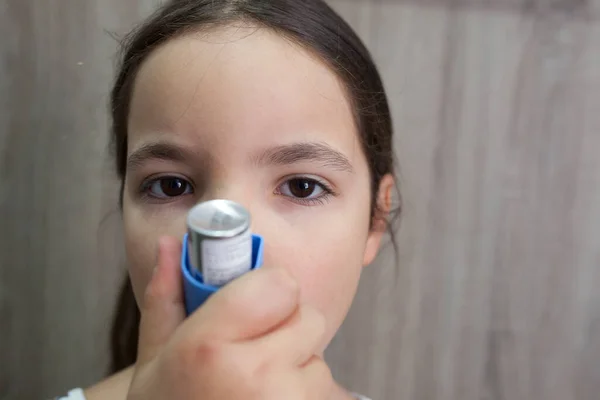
[187,199,250,238]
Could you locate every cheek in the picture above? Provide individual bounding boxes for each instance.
[302,239,365,344]
[260,204,371,346]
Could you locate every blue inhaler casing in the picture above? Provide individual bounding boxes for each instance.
[181,232,264,316]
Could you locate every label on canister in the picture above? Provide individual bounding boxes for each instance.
[201,229,252,286]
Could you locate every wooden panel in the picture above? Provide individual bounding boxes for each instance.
[1,0,600,399]
[326,2,600,400]
[343,0,600,20]
[0,0,147,398]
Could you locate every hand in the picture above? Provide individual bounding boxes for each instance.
[126,236,334,400]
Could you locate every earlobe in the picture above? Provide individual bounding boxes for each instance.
[362,174,395,266]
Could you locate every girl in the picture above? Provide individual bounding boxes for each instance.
[59,0,399,399]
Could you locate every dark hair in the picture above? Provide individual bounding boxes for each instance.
[108,0,399,374]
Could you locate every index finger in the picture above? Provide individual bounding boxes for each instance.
[178,266,300,342]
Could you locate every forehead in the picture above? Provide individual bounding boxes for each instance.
[128,24,360,158]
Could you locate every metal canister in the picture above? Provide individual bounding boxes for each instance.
[186,199,253,286]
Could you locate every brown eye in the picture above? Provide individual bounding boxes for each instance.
[287,178,317,198]
[146,177,193,199]
[277,176,335,207]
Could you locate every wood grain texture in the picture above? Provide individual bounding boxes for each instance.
[1,1,599,399]
[326,2,600,400]
[344,0,600,20]
[0,0,151,398]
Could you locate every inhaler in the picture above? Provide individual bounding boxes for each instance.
[181,199,264,315]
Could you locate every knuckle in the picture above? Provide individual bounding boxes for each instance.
[167,336,224,371]
[192,339,226,367]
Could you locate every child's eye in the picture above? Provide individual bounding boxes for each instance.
[276,176,334,206]
[142,176,194,199]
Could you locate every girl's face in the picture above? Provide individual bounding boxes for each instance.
[122,25,390,349]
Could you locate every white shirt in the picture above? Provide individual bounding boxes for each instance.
[56,388,86,400]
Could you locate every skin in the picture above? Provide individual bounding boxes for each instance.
[85,23,394,399]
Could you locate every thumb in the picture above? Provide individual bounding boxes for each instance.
[137,236,186,364]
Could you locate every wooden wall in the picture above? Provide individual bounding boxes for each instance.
[1,1,599,399]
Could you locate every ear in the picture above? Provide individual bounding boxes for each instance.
[363,174,395,266]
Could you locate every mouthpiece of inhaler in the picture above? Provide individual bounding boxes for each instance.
[181,200,264,316]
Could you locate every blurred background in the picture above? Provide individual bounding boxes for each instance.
[1,0,600,399]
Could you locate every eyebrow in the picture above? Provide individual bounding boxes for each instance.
[253,142,354,173]
[127,140,354,173]
[127,141,197,171]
